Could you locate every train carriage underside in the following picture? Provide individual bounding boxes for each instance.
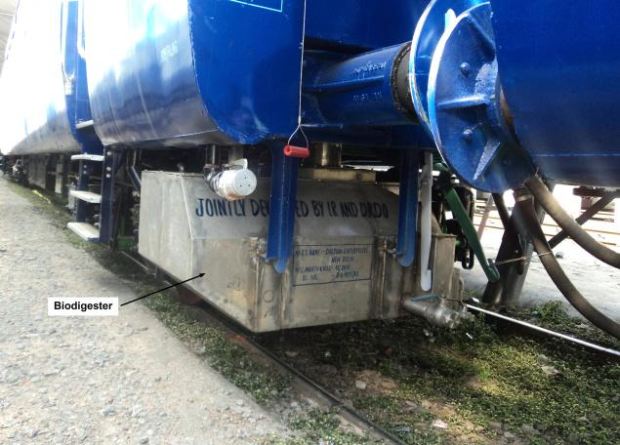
[1,0,619,337]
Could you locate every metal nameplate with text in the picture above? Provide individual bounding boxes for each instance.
[293,244,373,286]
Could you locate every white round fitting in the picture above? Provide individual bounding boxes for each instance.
[214,168,257,201]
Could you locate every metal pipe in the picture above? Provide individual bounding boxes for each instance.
[477,195,494,238]
[492,193,512,230]
[548,191,619,248]
[228,146,244,164]
[419,151,433,291]
[403,295,464,329]
[514,191,620,338]
[128,166,141,191]
[311,143,342,168]
[466,304,620,358]
[526,176,620,269]
[304,43,417,127]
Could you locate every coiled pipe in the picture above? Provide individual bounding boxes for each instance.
[514,192,620,339]
[525,176,620,269]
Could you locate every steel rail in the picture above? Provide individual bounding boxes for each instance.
[119,250,619,445]
[466,304,620,358]
[120,251,407,445]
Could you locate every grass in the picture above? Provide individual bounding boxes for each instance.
[260,310,620,445]
[144,293,291,404]
[265,409,381,445]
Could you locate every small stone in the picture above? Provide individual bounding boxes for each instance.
[139,437,149,444]
[521,424,537,435]
[463,420,476,431]
[541,365,561,376]
[235,400,245,407]
[101,406,116,417]
[43,369,59,377]
[355,380,367,390]
[489,421,503,433]
[284,351,299,358]
[504,431,516,440]
[404,401,418,411]
[394,425,412,434]
[432,419,448,430]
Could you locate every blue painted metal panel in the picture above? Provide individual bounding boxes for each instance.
[190,0,304,144]
[84,0,304,147]
[0,0,79,156]
[306,0,428,50]
[64,0,102,154]
[266,145,300,273]
[83,0,429,149]
[491,0,620,187]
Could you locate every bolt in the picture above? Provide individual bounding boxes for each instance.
[462,128,474,143]
[106,174,111,179]
[106,167,112,172]
[107,151,112,156]
[460,62,471,76]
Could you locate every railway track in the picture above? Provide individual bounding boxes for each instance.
[119,250,619,445]
[120,251,408,444]
[190,302,409,445]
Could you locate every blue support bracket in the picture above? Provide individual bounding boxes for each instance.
[266,145,300,273]
[396,150,420,267]
[98,149,122,244]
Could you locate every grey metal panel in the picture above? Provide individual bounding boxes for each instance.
[139,171,405,332]
[139,171,464,332]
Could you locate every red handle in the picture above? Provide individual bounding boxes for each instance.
[283,144,310,159]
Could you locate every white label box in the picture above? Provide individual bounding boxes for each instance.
[48,297,119,317]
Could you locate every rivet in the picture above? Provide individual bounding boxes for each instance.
[460,62,471,76]
[462,128,474,142]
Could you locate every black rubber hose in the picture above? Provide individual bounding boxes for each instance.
[514,193,620,339]
[525,176,620,269]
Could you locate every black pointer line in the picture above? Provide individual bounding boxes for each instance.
[121,273,206,307]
